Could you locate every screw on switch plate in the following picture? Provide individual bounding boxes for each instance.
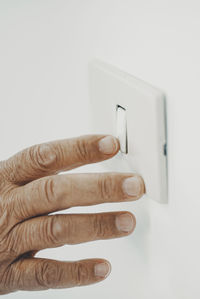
[116,105,128,154]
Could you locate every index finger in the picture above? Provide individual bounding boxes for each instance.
[1,135,120,185]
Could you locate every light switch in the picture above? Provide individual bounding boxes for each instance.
[116,105,128,154]
[89,60,168,203]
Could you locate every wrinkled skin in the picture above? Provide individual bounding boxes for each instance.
[0,134,145,294]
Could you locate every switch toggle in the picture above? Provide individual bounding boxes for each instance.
[116,105,128,154]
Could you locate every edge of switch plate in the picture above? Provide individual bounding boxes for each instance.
[89,59,166,100]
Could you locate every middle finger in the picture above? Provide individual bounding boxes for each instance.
[12,173,145,221]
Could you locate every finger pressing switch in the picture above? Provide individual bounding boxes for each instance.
[116,105,128,154]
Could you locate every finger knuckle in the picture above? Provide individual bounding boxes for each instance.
[72,262,90,286]
[57,215,75,244]
[92,214,108,239]
[46,215,75,246]
[99,174,115,200]
[43,177,56,205]
[44,217,60,245]
[38,261,62,288]
[45,216,66,246]
[30,143,57,171]
[75,139,90,162]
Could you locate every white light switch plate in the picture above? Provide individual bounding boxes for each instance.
[89,60,168,203]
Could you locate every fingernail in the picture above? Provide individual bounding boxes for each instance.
[94,262,111,278]
[122,176,143,197]
[98,136,118,154]
[115,213,135,232]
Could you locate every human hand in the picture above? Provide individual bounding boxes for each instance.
[0,135,145,294]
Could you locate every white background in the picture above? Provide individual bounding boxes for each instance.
[0,1,200,298]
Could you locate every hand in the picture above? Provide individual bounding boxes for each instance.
[0,135,145,294]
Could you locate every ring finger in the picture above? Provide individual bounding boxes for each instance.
[8,212,136,256]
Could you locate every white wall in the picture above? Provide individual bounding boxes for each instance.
[0,1,200,298]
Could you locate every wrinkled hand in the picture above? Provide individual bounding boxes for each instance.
[0,135,145,294]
